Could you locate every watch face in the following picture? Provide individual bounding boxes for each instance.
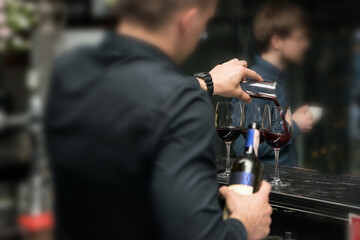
[196,72,210,78]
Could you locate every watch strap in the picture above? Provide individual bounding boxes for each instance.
[194,72,214,96]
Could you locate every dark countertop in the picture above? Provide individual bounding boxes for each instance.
[263,164,360,222]
[216,157,360,222]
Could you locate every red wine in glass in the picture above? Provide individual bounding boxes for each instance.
[250,93,289,133]
[262,130,291,149]
[262,105,293,187]
[243,81,293,186]
[215,101,243,181]
[217,127,242,143]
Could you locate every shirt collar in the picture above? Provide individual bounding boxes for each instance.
[254,55,284,82]
[100,31,178,69]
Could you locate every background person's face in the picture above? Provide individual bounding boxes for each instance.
[280,27,310,65]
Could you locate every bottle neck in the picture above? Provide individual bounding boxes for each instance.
[244,128,260,157]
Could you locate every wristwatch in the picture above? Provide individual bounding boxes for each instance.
[194,72,214,96]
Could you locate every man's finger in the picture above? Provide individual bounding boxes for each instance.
[267,205,273,216]
[238,60,248,68]
[241,76,247,83]
[235,88,252,103]
[230,58,240,64]
[256,181,271,199]
[242,68,264,82]
[219,186,229,198]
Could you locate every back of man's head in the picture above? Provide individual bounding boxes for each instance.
[253,0,306,53]
[117,0,209,30]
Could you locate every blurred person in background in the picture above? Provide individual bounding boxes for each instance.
[45,0,272,239]
[233,0,314,167]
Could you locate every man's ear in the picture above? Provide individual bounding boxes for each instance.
[179,8,199,35]
[270,35,283,51]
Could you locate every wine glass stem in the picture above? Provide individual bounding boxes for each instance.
[225,142,231,175]
[274,148,280,182]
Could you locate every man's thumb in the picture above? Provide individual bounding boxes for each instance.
[219,186,230,198]
[256,181,271,198]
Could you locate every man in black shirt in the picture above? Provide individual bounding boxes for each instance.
[45,0,272,239]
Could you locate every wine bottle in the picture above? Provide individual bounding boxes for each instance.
[223,123,264,219]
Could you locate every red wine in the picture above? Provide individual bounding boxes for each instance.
[249,93,280,106]
[251,93,289,134]
[262,130,291,149]
[216,127,242,143]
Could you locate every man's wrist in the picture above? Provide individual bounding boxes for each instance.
[198,77,219,95]
[194,72,214,96]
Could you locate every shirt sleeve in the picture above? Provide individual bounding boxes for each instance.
[150,83,247,240]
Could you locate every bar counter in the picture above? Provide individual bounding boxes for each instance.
[264,164,360,220]
[264,164,360,239]
[217,160,360,239]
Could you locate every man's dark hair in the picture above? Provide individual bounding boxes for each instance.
[253,0,306,53]
[117,0,209,29]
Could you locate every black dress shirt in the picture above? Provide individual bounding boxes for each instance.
[45,32,247,240]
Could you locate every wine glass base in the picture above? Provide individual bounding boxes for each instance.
[269,179,290,187]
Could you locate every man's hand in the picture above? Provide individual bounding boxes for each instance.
[197,59,263,103]
[292,105,314,133]
[219,181,272,240]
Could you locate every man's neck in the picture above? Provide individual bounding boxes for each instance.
[117,21,180,63]
[261,51,286,70]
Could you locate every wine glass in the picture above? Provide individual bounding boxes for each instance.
[215,101,243,179]
[262,105,293,187]
[241,104,266,144]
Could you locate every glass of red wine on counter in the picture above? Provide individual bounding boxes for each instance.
[262,105,293,187]
[215,102,243,180]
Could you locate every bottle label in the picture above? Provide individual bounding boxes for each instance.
[229,172,255,196]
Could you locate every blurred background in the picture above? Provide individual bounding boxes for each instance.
[0,0,360,239]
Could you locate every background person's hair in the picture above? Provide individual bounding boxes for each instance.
[116,0,210,30]
[253,0,306,53]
